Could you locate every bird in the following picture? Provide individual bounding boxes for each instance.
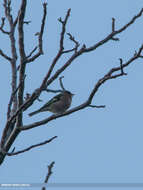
[29,90,74,116]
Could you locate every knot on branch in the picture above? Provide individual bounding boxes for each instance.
[119,58,127,76]
[111,17,119,41]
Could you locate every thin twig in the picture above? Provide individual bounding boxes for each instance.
[88,105,106,108]
[59,76,65,90]
[0,17,10,34]
[58,9,71,51]
[42,161,55,190]
[62,47,77,54]
[16,7,143,115]
[2,136,57,156]
[67,32,80,52]
[44,89,62,93]
[39,8,71,86]
[112,17,115,32]
[0,49,12,61]
[111,18,119,41]
[85,8,143,52]
[26,46,38,59]
[26,3,47,63]
[3,0,18,115]
[13,14,19,28]
[7,75,26,119]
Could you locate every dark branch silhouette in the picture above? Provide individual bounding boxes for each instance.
[42,161,55,190]
[0,0,143,167]
[1,136,57,156]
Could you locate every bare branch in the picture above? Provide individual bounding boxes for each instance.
[21,43,143,131]
[3,0,18,115]
[112,17,115,32]
[46,45,86,86]
[17,7,143,115]
[42,161,55,190]
[0,0,18,154]
[3,0,12,19]
[7,75,26,119]
[23,8,143,111]
[1,7,143,166]
[13,14,19,28]
[0,17,10,34]
[58,9,71,51]
[26,3,47,63]
[84,8,143,52]
[17,0,27,129]
[0,49,12,61]
[62,47,77,54]
[39,8,71,84]
[2,136,57,156]
[44,89,62,93]
[111,18,119,41]
[4,10,143,122]
[119,58,127,75]
[3,0,15,29]
[59,76,65,90]
[67,32,80,52]
[88,105,106,108]
[18,0,26,59]
[26,46,38,59]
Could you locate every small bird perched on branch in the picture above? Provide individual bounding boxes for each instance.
[29,91,74,116]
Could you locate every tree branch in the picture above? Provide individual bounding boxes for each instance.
[42,161,55,190]
[3,0,18,115]
[26,3,47,63]
[14,8,72,112]
[88,105,106,108]
[44,89,62,93]
[14,7,143,116]
[1,6,143,166]
[7,75,26,119]
[59,76,66,90]
[17,0,27,129]
[67,32,80,52]
[84,8,143,52]
[42,9,71,83]
[0,0,18,150]
[2,8,143,133]
[21,43,143,131]
[2,136,57,156]
[26,46,38,59]
[0,49,12,61]
[0,17,10,34]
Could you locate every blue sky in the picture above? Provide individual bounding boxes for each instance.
[0,0,143,190]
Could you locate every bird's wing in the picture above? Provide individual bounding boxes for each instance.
[40,93,63,110]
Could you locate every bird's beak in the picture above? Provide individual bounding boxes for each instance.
[71,93,75,96]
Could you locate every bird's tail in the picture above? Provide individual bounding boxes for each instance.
[29,109,41,117]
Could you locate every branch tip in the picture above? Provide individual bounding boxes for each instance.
[59,76,65,90]
[3,136,57,156]
[42,161,55,190]
[119,58,127,75]
[112,17,115,32]
[89,105,106,108]
[111,37,120,41]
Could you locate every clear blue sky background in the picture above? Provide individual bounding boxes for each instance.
[0,0,143,190]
